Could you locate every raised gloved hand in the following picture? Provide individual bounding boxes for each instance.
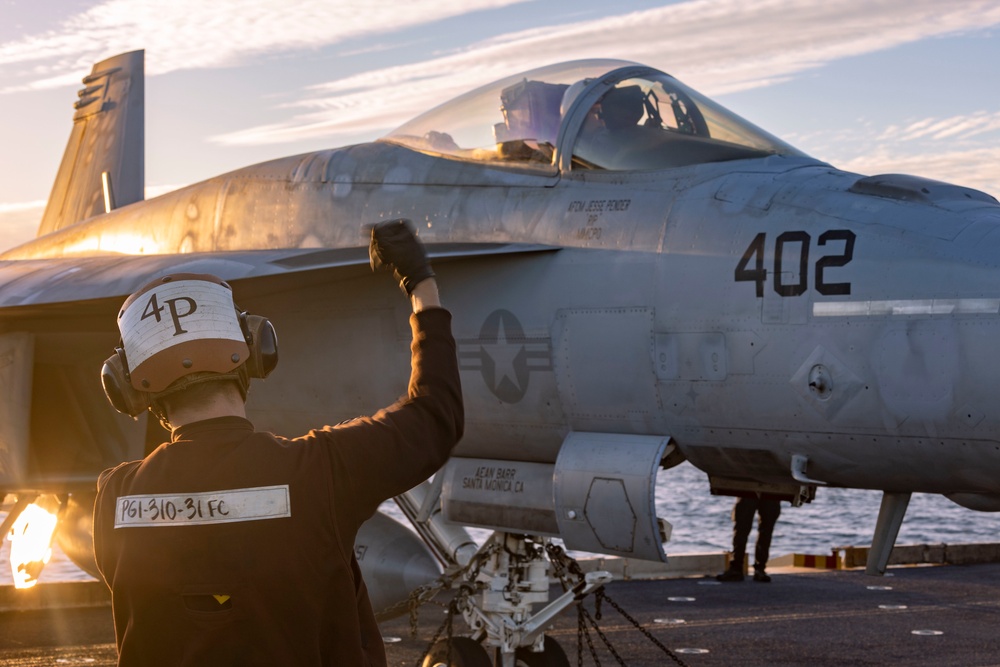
[368,219,435,295]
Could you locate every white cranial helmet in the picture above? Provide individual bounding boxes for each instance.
[117,273,250,393]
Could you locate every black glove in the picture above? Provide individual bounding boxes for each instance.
[368,219,435,295]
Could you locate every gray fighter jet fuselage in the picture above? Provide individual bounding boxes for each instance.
[15,139,1000,494]
[1,52,999,628]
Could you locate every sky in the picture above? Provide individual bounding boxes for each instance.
[0,0,998,253]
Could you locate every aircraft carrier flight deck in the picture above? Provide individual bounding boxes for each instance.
[1,561,998,667]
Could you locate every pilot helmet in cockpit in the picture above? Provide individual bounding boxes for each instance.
[597,86,647,130]
[561,80,646,132]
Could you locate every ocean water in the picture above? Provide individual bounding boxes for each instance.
[653,462,1000,555]
[4,461,1000,584]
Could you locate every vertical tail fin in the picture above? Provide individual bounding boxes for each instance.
[37,50,144,237]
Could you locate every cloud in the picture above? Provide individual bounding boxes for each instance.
[0,201,43,251]
[0,200,46,215]
[879,111,1000,142]
[3,0,998,244]
[0,0,528,92]
[795,110,1000,197]
[838,146,1000,198]
[212,0,1000,146]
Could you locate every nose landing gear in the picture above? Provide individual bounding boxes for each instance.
[420,531,609,667]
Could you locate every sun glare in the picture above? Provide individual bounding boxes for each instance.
[7,503,59,589]
[60,233,161,256]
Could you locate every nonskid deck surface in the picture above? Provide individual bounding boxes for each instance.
[2,563,999,666]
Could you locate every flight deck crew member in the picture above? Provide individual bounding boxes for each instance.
[717,495,781,583]
[93,220,463,667]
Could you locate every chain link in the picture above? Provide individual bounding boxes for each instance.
[546,543,587,586]
[416,609,451,667]
[413,584,475,667]
[577,603,602,667]
[592,587,691,667]
[580,604,628,666]
[549,539,691,667]
[414,591,463,667]
[410,596,420,639]
[375,577,449,630]
[445,597,455,667]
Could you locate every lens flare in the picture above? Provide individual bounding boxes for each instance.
[7,503,59,589]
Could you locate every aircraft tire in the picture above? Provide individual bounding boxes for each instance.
[422,637,492,667]
[514,636,570,667]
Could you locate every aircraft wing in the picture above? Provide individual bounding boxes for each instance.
[0,242,556,312]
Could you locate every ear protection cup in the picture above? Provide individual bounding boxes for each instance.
[103,309,279,417]
[240,313,279,379]
[101,347,151,417]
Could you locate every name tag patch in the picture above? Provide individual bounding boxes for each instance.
[115,485,291,528]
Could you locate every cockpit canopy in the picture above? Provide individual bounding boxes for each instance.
[382,59,805,172]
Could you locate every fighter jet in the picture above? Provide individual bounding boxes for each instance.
[2,49,999,664]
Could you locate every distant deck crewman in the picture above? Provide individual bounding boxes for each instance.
[717,495,782,583]
[93,219,463,666]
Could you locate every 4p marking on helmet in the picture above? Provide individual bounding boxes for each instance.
[140,292,199,337]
